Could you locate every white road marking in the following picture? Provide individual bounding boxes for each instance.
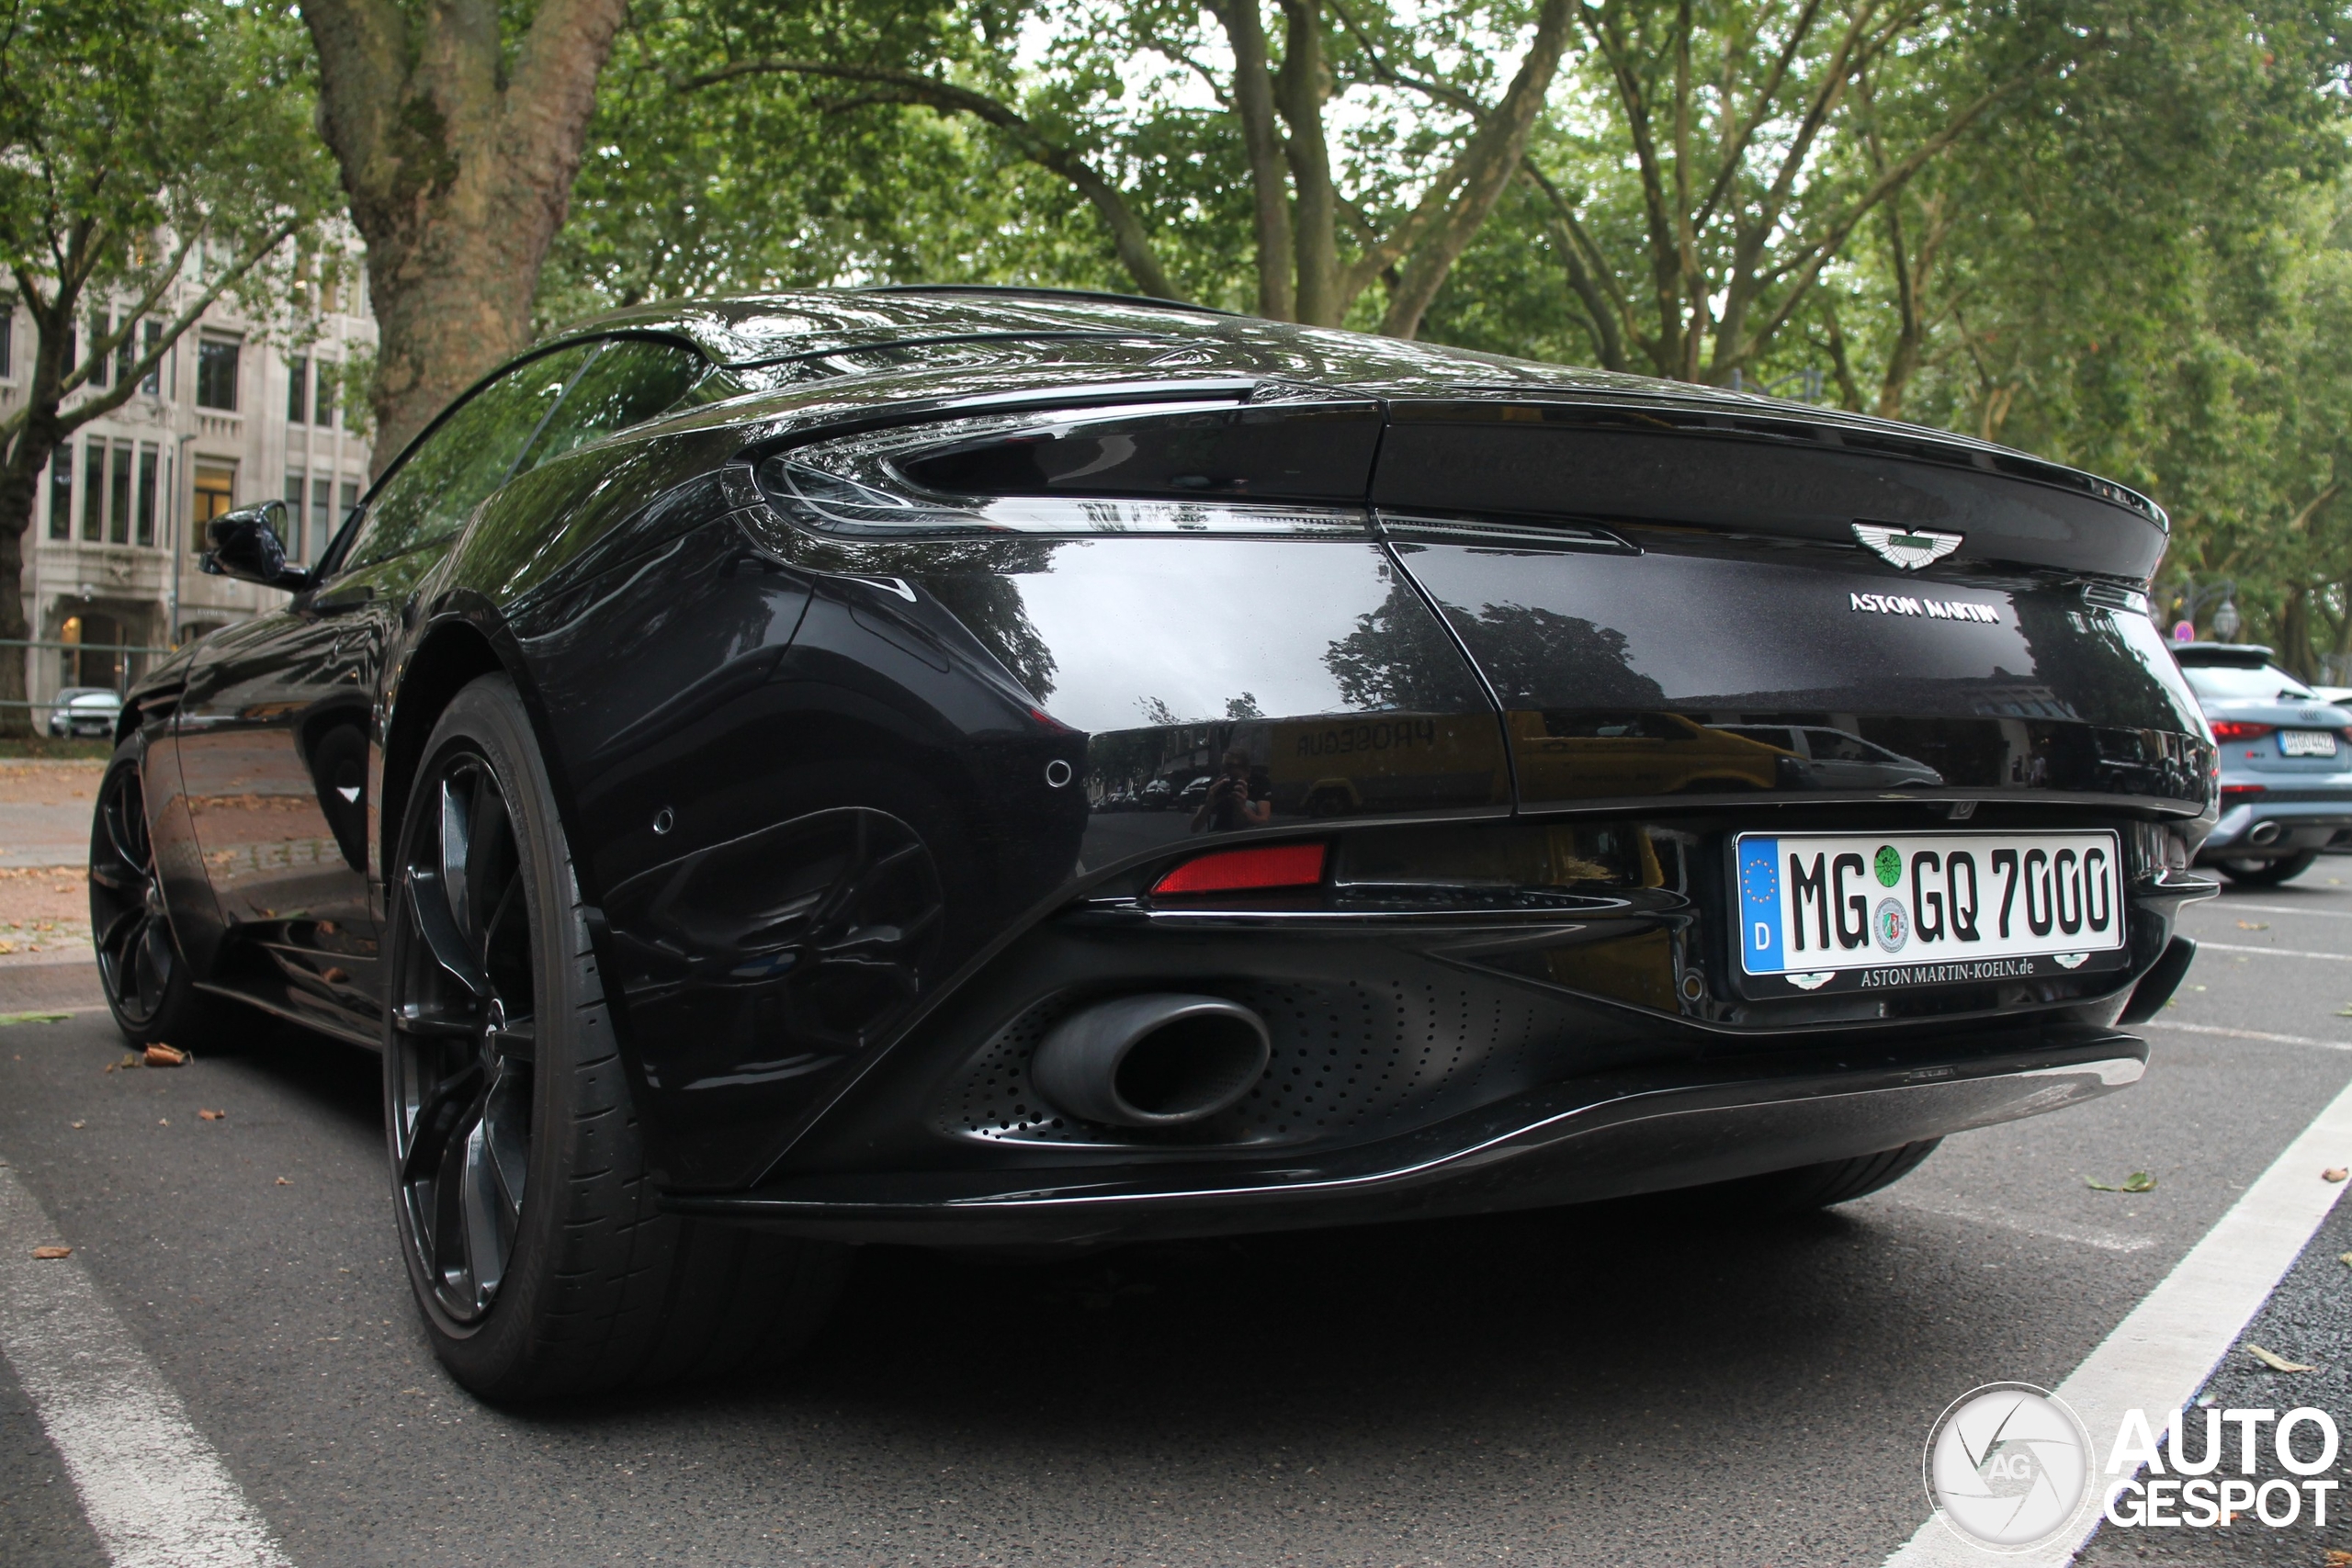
[2188,901,2352,919]
[0,1161,293,1568]
[2143,1020,2352,1051]
[1877,1195,2154,1254]
[2190,941,2352,962]
[1882,1069,2352,1566]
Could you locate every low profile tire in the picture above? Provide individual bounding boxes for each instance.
[1707,1138,1943,1213]
[2216,852,2318,887]
[385,674,846,1403]
[88,739,241,1049]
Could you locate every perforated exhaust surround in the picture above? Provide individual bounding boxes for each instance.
[932,976,1582,1151]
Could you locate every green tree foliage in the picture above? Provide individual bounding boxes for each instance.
[0,0,340,733]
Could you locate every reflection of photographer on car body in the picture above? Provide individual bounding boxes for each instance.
[1193,747,1271,832]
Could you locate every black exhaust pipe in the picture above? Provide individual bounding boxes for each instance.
[1031,994,1272,1128]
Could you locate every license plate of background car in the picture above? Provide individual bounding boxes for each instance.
[2281,729,2341,757]
[1729,829,2128,999]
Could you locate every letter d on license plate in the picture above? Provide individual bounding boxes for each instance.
[1731,829,2128,998]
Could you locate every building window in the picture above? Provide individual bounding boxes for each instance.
[284,471,306,560]
[47,445,71,539]
[195,338,239,411]
[313,361,336,427]
[311,477,332,559]
[1,308,13,379]
[87,311,108,388]
[193,463,234,551]
[109,442,131,544]
[140,322,161,396]
[286,355,308,424]
[113,316,132,389]
[136,445,157,547]
[81,441,103,540]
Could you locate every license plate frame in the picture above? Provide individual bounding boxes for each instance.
[2280,729,2340,758]
[1728,829,2130,999]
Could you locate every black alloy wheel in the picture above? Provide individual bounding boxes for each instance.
[89,742,233,1046]
[389,750,539,1325]
[387,676,846,1401]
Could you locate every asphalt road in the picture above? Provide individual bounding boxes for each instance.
[4,863,2352,1567]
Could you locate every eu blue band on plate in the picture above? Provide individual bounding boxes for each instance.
[1738,836,1782,973]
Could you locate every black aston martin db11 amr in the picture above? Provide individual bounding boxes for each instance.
[92,287,2217,1400]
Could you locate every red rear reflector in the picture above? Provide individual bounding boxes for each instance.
[1152,842,1327,897]
[2211,721,2275,741]
[2221,784,2267,799]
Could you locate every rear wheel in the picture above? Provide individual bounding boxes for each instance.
[386,675,844,1403]
[1704,1138,1942,1213]
[88,740,240,1048]
[2216,852,2318,887]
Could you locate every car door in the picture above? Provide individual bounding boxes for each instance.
[174,343,604,1028]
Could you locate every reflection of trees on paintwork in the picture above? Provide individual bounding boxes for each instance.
[2008,594,2182,731]
[1225,692,1264,718]
[921,572,1058,700]
[1323,584,1489,710]
[1325,583,1664,711]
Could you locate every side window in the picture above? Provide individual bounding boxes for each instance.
[341,344,597,570]
[516,340,704,469]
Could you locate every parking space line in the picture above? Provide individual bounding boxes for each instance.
[2184,902,2352,919]
[2188,941,2352,962]
[2142,1020,2352,1051]
[1881,1068,2352,1566]
[0,1160,293,1568]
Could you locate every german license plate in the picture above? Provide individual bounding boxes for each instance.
[2281,729,2340,758]
[1732,830,2128,998]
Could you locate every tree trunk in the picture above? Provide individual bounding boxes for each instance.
[1274,1,1341,326]
[1213,2,1296,321]
[306,0,628,468]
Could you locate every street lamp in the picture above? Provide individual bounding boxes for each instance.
[2211,599,2242,640]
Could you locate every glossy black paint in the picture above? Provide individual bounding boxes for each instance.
[111,288,2216,1228]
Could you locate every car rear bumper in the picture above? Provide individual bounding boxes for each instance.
[669,1024,2146,1246]
[2204,792,2352,854]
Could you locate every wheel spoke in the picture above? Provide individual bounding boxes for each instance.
[464,781,511,954]
[95,903,142,955]
[87,860,140,893]
[439,772,474,941]
[458,1116,514,1304]
[393,1001,478,1039]
[400,1060,485,1186]
[404,867,492,998]
[134,919,171,1015]
[487,1014,536,1065]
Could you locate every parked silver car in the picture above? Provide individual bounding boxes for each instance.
[46,687,121,739]
[2174,643,2352,885]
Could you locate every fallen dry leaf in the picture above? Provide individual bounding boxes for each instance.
[156,1117,168,1126]
[2323,1551,2352,1568]
[198,1109,224,1122]
[2238,920,2271,931]
[30,1246,69,1260]
[2248,1343,2319,1372]
[2328,1168,2349,1183]
[142,1043,187,1067]
[2340,1251,2352,1267]
[274,1176,290,1185]
[2086,1172,2157,1193]
[68,1120,84,1129]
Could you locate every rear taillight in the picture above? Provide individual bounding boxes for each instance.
[1153,842,1327,896]
[2211,721,2275,740]
[2222,784,2267,801]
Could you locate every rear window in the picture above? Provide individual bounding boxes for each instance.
[2180,662,2315,701]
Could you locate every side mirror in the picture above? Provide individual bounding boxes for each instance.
[200,501,313,591]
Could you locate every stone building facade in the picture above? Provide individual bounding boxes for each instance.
[0,277,377,722]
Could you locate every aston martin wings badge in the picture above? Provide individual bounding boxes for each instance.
[1853,522,1962,570]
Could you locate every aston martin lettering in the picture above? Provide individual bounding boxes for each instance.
[1850,592,2001,624]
